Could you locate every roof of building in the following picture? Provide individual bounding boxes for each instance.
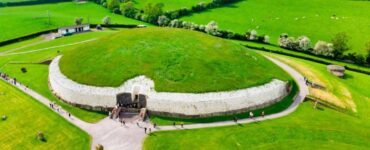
[58,24,90,30]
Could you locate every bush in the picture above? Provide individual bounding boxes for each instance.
[297,36,311,51]
[313,41,334,57]
[263,35,270,43]
[278,33,289,47]
[107,0,119,10]
[205,21,220,36]
[120,1,137,17]
[249,29,257,40]
[102,16,111,25]
[75,17,83,25]
[157,15,170,26]
[21,67,27,73]
[331,32,349,58]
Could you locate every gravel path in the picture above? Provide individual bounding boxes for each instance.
[0,55,308,150]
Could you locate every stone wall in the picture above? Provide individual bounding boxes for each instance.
[49,56,290,118]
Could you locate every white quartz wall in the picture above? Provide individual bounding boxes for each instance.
[49,56,289,116]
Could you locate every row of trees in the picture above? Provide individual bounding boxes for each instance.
[278,32,370,65]
[92,0,241,24]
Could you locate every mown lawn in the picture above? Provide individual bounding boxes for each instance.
[60,27,292,92]
[133,0,212,11]
[144,53,370,149]
[181,0,370,54]
[0,1,147,42]
[0,80,91,149]
[0,31,120,123]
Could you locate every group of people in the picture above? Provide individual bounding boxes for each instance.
[0,72,17,85]
[49,102,71,118]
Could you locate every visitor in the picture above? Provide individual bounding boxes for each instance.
[148,128,151,134]
[234,117,238,123]
[68,113,71,118]
[122,120,125,126]
[153,123,157,129]
[173,122,176,127]
[249,112,254,119]
[261,111,265,118]
[108,111,112,119]
[137,121,140,127]
[181,122,184,128]
[144,127,147,134]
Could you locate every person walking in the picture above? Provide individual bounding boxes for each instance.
[234,117,238,123]
[68,113,71,118]
[173,122,176,127]
[153,123,157,129]
[180,122,184,128]
[261,111,265,118]
[144,127,147,134]
[249,112,254,119]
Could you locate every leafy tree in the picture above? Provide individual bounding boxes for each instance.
[205,21,220,36]
[157,15,170,26]
[314,41,335,57]
[366,42,370,64]
[143,3,164,24]
[297,36,311,51]
[331,32,349,58]
[102,16,111,25]
[263,35,270,43]
[120,1,137,17]
[74,17,83,25]
[107,0,120,10]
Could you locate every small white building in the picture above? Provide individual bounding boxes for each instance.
[58,24,90,35]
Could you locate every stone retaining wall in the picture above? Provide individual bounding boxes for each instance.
[49,56,290,118]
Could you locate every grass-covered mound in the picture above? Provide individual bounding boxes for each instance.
[60,27,291,92]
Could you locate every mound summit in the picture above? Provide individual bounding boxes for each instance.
[60,27,291,92]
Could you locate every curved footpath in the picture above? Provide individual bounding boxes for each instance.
[0,56,308,150]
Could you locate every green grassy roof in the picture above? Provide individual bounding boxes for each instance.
[60,27,291,92]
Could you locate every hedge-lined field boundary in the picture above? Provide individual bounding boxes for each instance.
[244,44,370,75]
[0,0,70,7]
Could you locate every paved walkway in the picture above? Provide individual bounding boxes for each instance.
[0,56,308,150]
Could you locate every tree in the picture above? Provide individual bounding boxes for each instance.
[297,36,311,51]
[143,3,164,24]
[102,16,111,25]
[278,33,289,47]
[157,15,170,26]
[120,1,137,17]
[331,32,349,58]
[205,21,219,36]
[75,17,83,25]
[249,29,257,40]
[263,35,270,43]
[107,0,120,10]
[313,41,335,57]
[366,42,370,64]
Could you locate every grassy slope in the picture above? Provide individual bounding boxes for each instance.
[0,2,146,42]
[0,31,120,123]
[0,80,90,149]
[181,0,370,54]
[144,53,370,149]
[133,0,212,10]
[60,27,291,92]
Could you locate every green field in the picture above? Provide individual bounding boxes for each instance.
[60,27,291,92]
[181,0,370,54]
[133,0,211,10]
[0,1,147,42]
[0,80,90,149]
[144,52,370,150]
[0,31,121,122]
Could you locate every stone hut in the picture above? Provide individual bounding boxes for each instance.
[327,65,345,78]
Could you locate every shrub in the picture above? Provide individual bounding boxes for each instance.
[107,0,119,10]
[365,42,370,64]
[313,41,334,57]
[75,17,83,25]
[157,15,170,26]
[102,16,111,25]
[278,33,289,47]
[205,21,220,36]
[263,35,270,43]
[169,19,181,28]
[143,3,164,24]
[120,1,137,17]
[227,31,235,39]
[21,67,27,73]
[331,32,349,58]
[297,36,311,51]
[37,131,46,142]
[249,29,257,40]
